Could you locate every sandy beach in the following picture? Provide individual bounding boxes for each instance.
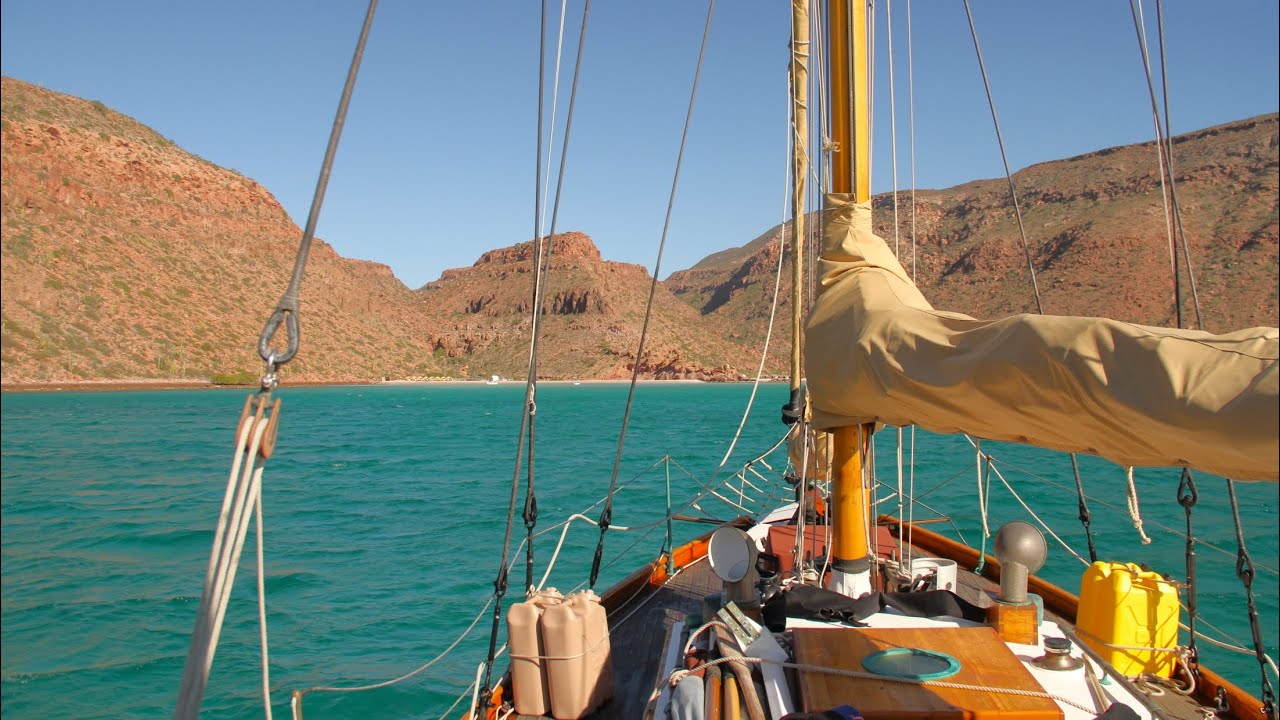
[0,377,733,393]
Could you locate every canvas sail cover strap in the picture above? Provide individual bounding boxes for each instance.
[805,194,1279,482]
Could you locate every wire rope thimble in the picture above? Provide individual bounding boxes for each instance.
[1176,467,1198,509]
[258,305,300,368]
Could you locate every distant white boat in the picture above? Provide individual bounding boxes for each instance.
[485,375,501,385]
[572,381,581,386]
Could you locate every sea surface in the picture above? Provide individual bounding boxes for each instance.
[2,383,1276,719]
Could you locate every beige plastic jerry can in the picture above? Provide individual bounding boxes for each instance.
[507,587,564,717]
[542,589,613,719]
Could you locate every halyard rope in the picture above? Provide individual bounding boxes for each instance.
[175,414,270,719]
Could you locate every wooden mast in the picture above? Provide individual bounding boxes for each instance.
[828,0,875,598]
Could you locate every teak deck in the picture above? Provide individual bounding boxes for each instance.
[792,626,1062,719]
[555,523,1248,720]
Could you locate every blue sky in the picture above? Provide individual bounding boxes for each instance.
[3,2,1277,288]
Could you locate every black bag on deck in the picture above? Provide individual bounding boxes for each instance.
[762,584,986,632]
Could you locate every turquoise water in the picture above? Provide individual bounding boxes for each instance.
[2,384,1276,718]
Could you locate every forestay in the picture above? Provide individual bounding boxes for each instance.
[805,194,1279,482]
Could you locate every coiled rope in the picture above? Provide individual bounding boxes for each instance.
[1124,466,1154,545]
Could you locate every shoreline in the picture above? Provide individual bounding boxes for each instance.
[0,377,765,394]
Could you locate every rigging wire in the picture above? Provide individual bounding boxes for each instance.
[1070,454,1099,564]
[1128,0,1181,328]
[886,0,900,261]
[1153,0,1203,330]
[520,0,593,609]
[519,0,579,603]
[904,0,918,565]
[177,6,378,719]
[480,0,553,697]
[992,456,1278,578]
[959,0,1043,315]
[1225,479,1279,718]
[256,0,378,369]
[1131,0,1187,327]
[588,0,717,590]
[713,47,793,483]
[1131,0,1205,330]
[1176,468,1200,670]
[536,0,571,238]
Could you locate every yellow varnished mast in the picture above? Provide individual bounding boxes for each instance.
[828,0,875,597]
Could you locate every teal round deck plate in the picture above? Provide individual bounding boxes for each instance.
[861,648,961,680]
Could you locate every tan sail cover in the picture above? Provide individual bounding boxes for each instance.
[806,194,1279,482]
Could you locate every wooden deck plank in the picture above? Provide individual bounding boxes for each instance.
[591,557,721,719]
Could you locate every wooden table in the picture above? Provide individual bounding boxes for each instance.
[791,626,1062,719]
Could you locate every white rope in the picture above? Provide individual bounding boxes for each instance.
[467,661,486,720]
[1075,627,1181,654]
[896,427,905,563]
[987,462,1090,567]
[741,467,768,494]
[609,558,700,629]
[175,417,252,715]
[795,423,812,575]
[666,656,1096,715]
[991,457,1278,577]
[684,619,733,656]
[974,440,990,542]
[509,629,611,661]
[1124,466,1153,545]
[536,0,571,237]
[1179,620,1280,680]
[255,485,273,720]
[536,513,630,592]
[436,680,475,720]
[708,59,793,481]
[298,594,497,696]
[175,414,270,719]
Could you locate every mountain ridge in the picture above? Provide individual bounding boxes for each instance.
[667,112,1279,346]
[2,77,1276,385]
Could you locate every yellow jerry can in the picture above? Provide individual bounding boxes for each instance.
[1078,561,1181,678]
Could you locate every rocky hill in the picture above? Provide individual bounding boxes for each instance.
[3,77,1275,386]
[416,232,751,380]
[1,77,454,385]
[668,114,1279,355]
[0,78,749,384]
